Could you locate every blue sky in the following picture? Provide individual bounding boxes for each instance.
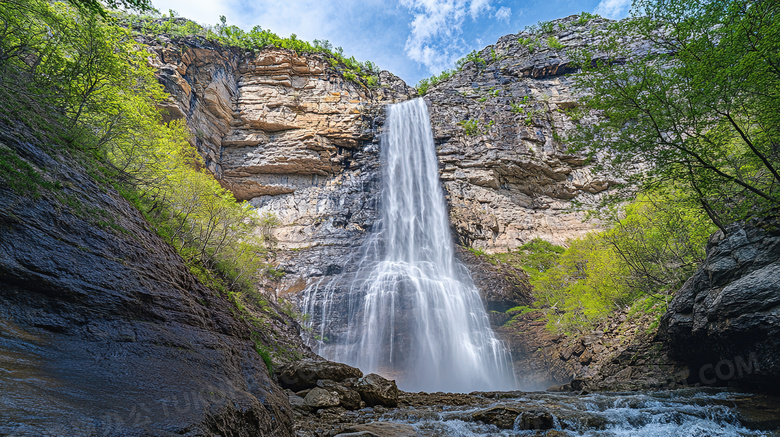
[150,0,632,85]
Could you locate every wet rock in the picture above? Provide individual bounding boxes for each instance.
[304,387,341,409]
[517,410,555,430]
[471,406,522,429]
[0,137,293,436]
[276,359,363,391]
[341,422,418,437]
[355,373,399,408]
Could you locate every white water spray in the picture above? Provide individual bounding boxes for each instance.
[302,98,515,392]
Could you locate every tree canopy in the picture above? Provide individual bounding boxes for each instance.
[569,0,780,229]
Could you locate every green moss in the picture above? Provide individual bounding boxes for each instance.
[0,147,57,197]
[506,305,537,316]
[254,343,274,375]
[467,246,487,257]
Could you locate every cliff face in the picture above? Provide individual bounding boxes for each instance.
[424,15,624,252]
[145,35,415,297]
[148,17,631,296]
[0,133,292,435]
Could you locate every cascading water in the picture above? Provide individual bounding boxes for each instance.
[302,98,515,392]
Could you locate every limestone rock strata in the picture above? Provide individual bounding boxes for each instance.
[145,36,414,296]
[425,15,652,251]
[661,215,780,391]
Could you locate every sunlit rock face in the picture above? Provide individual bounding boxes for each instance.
[422,14,657,252]
[144,36,415,298]
[143,17,636,287]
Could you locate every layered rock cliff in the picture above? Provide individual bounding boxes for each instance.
[424,14,629,252]
[143,34,415,299]
[145,16,628,295]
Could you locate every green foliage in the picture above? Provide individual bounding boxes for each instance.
[546,36,565,50]
[255,344,274,374]
[576,12,598,25]
[467,246,487,257]
[457,119,482,136]
[562,105,585,122]
[0,0,280,293]
[457,50,487,69]
[69,0,155,17]
[597,191,714,296]
[539,20,555,33]
[518,37,540,53]
[530,193,713,334]
[569,0,780,228]
[506,305,537,316]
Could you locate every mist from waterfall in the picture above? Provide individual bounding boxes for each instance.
[302,98,515,393]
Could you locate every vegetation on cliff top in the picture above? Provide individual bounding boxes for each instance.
[124,12,383,89]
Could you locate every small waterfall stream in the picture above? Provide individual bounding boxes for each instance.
[302,98,515,392]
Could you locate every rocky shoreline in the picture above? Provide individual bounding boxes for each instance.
[281,359,780,436]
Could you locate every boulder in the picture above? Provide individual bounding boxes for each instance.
[517,410,555,430]
[661,216,780,391]
[287,393,310,414]
[276,359,363,391]
[471,406,522,429]
[340,422,418,437]
[317,379,363,410]
[354,373,399,408]
[303,387,341,409]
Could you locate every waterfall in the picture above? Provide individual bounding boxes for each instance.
[302,98,515,392]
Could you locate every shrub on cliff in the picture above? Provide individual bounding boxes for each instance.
[526,193,712,334]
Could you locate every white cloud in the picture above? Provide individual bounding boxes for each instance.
[469,0,491,20]
[494,6,511,23]
[594,0,632,19]
[400,0,498,74]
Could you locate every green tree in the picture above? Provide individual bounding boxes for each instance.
[69,0,155,16]
[529,192,713,333]
[569,0,780,230]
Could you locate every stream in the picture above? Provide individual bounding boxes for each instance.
[296,388,780,436]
